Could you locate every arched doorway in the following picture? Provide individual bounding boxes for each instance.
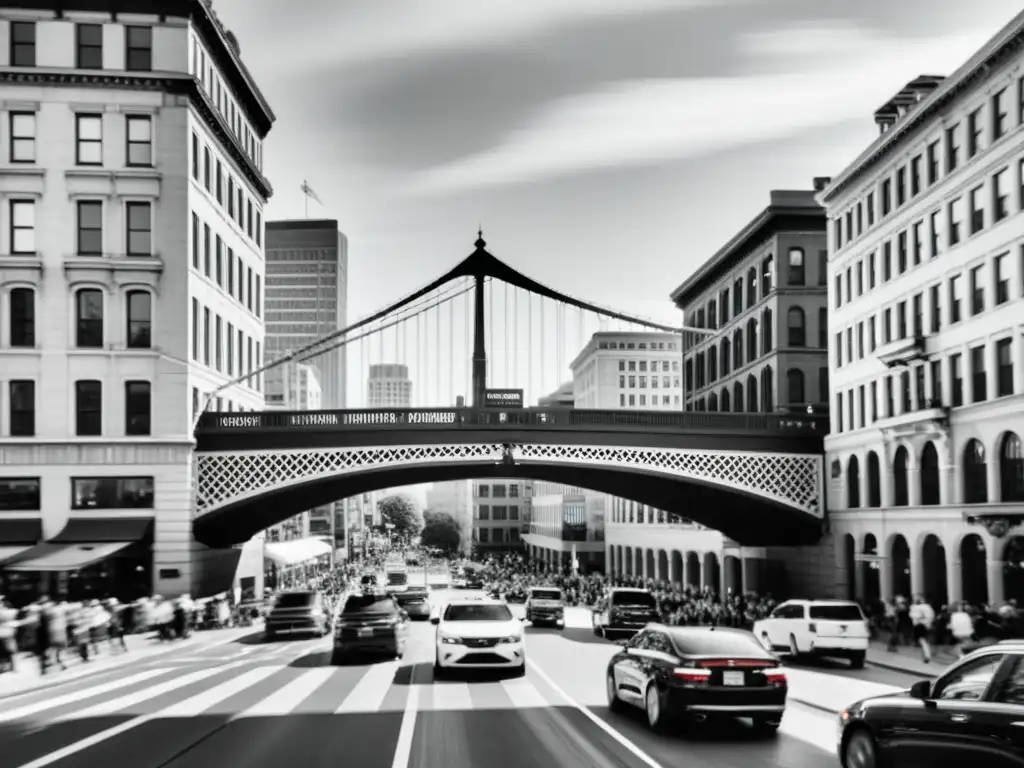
[889,534,911,598]
[724,554,742,595]
[657,550,669,582]
[893,447,909,506]
[624,546,633,576]
[847,456,861,508]
[703,552,720,594]
[686,552,701,587]
[960,534,988,605]
[866,451,881,507]
[862,533,880,603]
[671,551,683,585]
[1003,537,1024,603]
[920,534,948,607]
[645,549,655,580]
[634,549,643,579]
[843,534,856,600]
[920,442,941,505]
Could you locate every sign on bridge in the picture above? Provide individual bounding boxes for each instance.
[483,389,524,408]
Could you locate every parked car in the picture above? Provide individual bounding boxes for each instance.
[752,599,869,668]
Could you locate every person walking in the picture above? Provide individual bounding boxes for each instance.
[909,594,935,663]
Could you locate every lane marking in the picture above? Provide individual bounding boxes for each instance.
[0,669,169,723]
[390,664,420,768]
[160,667,279,717]
[527,657,664,768]
[237,668,335,717]
[334,660,401,713]
[430,681,473,711]
[502,677,549,709]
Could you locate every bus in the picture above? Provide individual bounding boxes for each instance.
[384,564,409,593]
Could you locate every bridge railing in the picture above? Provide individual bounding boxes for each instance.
[197,407,828,435]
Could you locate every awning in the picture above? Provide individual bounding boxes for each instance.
[264,537,332,567]
[51,516,153,544]
[5,542,135,572]
[0,518,43,566]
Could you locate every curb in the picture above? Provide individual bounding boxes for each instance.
[865,657,944,679]
[789,697,840,715]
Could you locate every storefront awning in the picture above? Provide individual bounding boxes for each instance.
[51,516,153,544]
[2,516,153,571]
[0,519,44,566]
[264,537,332,567]
[5,542,136,572]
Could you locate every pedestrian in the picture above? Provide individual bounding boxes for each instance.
[909,595,935,663]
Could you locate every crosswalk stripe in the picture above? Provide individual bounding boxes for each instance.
[334,660,401,713]
[161,667,279,717]
[237,668,335,717]
[468,681,515,710]
[63,664,240,720]
[0,668,169,723]
[502,678,549,709]
[430,682,474,710]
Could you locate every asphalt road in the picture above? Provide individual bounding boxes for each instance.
[0,599,916,768]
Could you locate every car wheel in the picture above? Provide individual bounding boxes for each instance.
[753,717,781,736]
[606,673,624,712]
[330,650,345,666]
[265,630,276,642]
[433,661,446,680]
[844,728,878,768]
[788,634,800,657]
[644,682,665,731]
[849,651,865,669]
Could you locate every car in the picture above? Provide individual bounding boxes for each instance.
[360,572,380,591]
[332,591,410,664]
[525,587,565,628]
[752,599,869,668]
[592,587,661,639]
[395,586,431,620]
[431,598,526,677]
[606,625,786,735]
[264,590,331,639]
[837,640,1024,768]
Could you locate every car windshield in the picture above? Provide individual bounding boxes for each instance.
[342,594,396,616]
[809,605,864,621]
[387,571,408,585]
[669,629,769,657]
[443,604,513,622]
[531,590,562,601]
[612,592,657,608]
[274,593,315,609]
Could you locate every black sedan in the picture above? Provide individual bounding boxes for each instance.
[837,640,1024,768]
[331,592,410,664]
[264,590,331,639]
[606,625,786,735]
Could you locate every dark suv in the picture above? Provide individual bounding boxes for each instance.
[265,591,330,639]
[592,588,660,639]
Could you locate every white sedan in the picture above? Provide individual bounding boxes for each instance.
[431,598,526,677]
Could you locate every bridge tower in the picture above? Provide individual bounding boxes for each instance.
[471,230,488,407]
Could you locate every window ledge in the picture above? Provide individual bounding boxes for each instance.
[64,254,164,274]
[877,335,927,367]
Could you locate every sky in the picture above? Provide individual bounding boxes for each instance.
[212,0,1020,406]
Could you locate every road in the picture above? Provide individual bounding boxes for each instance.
[0,599,920,768]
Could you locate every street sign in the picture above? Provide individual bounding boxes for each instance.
[484,389,524,408]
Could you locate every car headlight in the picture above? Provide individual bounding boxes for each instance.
[500,634,522,644]
[440,635,462,645]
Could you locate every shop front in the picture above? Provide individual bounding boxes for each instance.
[0,518,44,607]
[263,537,332,591]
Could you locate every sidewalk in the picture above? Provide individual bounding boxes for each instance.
[865,639,959,677]
[0,625,258,698]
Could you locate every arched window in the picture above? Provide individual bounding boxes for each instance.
[721,338,731,376]
[847,455,861,508]
[707,346,718,381]
[126,290,152,349]
[866,451,881,507]
[720,387,731,412]
[788,247,805,286]
[1001,432,1024,502]
[733,381,744,412]
[733,328,744,369]
[746,317,758,361]
[707,392,718,411]
[893,446,909,506]
[746,266,758,309]
[8,287,35,347]
[75,288,104,348]
[761,255,773,295]
[761,365,774,411]
[787,307,806,347]
[963,438,988,504]
[786,368,805,404]
[920,441,941,506]
[746,374,758,412]
[761,308,773,353]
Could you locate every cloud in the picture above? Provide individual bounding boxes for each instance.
[402,28,988,195]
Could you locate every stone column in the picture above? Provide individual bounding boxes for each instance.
[742,558,761,594]
[946,548,963,605]
[879,556,894,602]
[854,558,866,602]
[909,555,924,599]
[988,559,1006,605]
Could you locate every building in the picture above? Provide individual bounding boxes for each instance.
[819,11,1024,609]
[367,363,412,408]
[525,482,606,573]
[266,361,321,410]
[538,381,574,407]
[0,2,274,604]
[425,481,472,554]
[472,481,531,553]
[264,219,348,410]
[569,332,682,409]
[670,188,829,415]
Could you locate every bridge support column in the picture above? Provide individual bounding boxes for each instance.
[151,448,202,599]
[471,235,488,406]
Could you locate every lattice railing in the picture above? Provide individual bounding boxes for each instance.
[194,443,822,518]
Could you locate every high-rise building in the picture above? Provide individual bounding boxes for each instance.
[472,481,531,553]
[267,362,322,410]
[819,10,1024,608]
[264,219,348,410]
[367,363,412,407]
[570,332,683,409]
[0,3,273,602]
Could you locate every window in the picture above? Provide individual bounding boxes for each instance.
[966,108,983,158]
[124,26,153,72]
[71,477,154,510]
[787,248,805,286]
[126,201,152,256]
[997,338,1013,398]
[994,168,1009,222]
[9,112,35,163]
[946,124,960,172]
[203,307,211,365]
[191,212,200,269]
[9,287,34,347]
[0,477,40,511]
[203,146,211,190]
[191,132,199,179]
[950,353,963,407]
[787,307,805,347]
[9,200,35,255]
[10,21,36,67]
[970,345,986,404]
[929,284,941,332]
[970,264,985,315]
[75,114,103,165]
[995,252,1010,305]
[77,201,103,255]
[948,197,963,245]
[949,275,962,323]
[75,380,103,436]
[126,290,152,349]
[125,115,152,166]
[926,140,939,185]
[963,439,988,504]
[910,155,921,196]
[929,210,941,257]
[786,369,805,404]
[969,185,984,234]
[75,23,103,69]
[893,447,909,506]
[881,178,892,216]
[75,288,104,348]
[8,381,35,436]
[993,88,1008,140]
[124,380,151,435]
[1000,433,1024,503]
[191,298,199,360]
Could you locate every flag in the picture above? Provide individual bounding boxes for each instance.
[300,180,323,206]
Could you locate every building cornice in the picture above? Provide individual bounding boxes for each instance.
[0,69,273,199]
[819,11,1024,206]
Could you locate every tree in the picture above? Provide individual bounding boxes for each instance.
[420,510,462,556]
[377,494,422,540]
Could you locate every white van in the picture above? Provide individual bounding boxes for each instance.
[752,599,870,668]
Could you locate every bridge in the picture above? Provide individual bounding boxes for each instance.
[193,233,827,547]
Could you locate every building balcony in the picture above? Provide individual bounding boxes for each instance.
[877,335,927,368]
[876,399,950,439]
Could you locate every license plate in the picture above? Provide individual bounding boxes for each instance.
[357,628,373,638]
[722,671,744,686]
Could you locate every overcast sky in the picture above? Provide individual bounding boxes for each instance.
[214,0,1016,329]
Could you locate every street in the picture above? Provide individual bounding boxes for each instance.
[0,603,921,768]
